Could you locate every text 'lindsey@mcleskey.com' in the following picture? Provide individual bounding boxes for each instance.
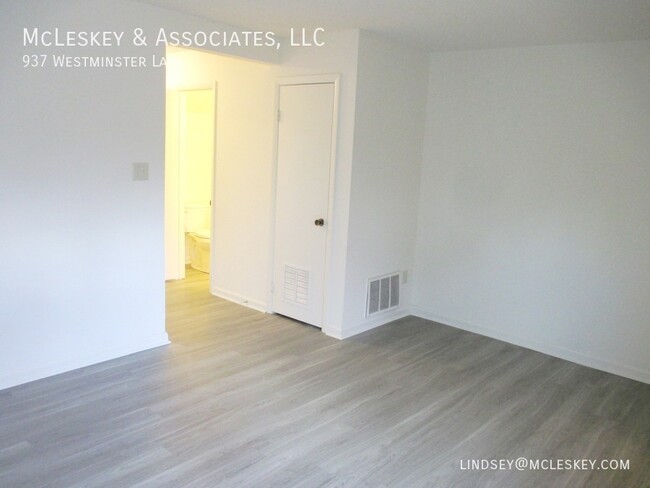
[459,458,630,471]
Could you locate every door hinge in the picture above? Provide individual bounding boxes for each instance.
[277,109,281,122]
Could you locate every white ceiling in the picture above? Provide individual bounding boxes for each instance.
[139,0,650,51]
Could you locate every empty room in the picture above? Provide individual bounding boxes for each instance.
[1,1,649,487]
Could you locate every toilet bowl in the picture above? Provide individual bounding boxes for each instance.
[184,203,211,274]
[189,228,210,273]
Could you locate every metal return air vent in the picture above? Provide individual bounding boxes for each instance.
[366,273,400,317]
[283,265,309,306]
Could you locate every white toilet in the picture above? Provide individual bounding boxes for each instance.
[184,204,211,273]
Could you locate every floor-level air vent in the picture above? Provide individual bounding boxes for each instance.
[366,272,400,317]
[283,265,309,306]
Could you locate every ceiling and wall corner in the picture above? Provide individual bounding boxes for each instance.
[134,0,650,52]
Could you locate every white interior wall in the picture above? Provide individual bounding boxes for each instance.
[339,31,429,337]
[412,40,650,383]
[166,48,275,310]
[0,0,277,390]
[0,0,169,390]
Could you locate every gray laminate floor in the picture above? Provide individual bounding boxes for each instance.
[1,268,649,487]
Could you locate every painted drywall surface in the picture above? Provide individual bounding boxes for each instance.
[0,0,167,390]
[166,48,275,309]
[0,0,277,390]
[340,31,429,336]
[413,40,650,382]
[273,30,360,334]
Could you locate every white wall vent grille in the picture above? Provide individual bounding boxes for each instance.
[283,265,309,306]
[366,272,400,317]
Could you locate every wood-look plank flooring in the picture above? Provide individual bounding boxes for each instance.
[1,268,648,487]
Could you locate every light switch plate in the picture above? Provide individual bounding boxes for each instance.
[132,162,149,181]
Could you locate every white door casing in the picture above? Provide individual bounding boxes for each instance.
[272,79,337,327]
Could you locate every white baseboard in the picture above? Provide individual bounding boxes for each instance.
[323,307,412,340]
[411,307,650,385]
[0,332,170,392]
[211,287,267,313]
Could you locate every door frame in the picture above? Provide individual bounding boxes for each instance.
[267,74,340,327]
[164,82,218,283]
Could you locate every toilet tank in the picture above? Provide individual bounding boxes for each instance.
[184,204,210,233]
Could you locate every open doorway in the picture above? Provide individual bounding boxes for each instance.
[164,46,276,317]
[164,86,216,282]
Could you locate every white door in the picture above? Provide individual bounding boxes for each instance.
[273,82,335,327]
